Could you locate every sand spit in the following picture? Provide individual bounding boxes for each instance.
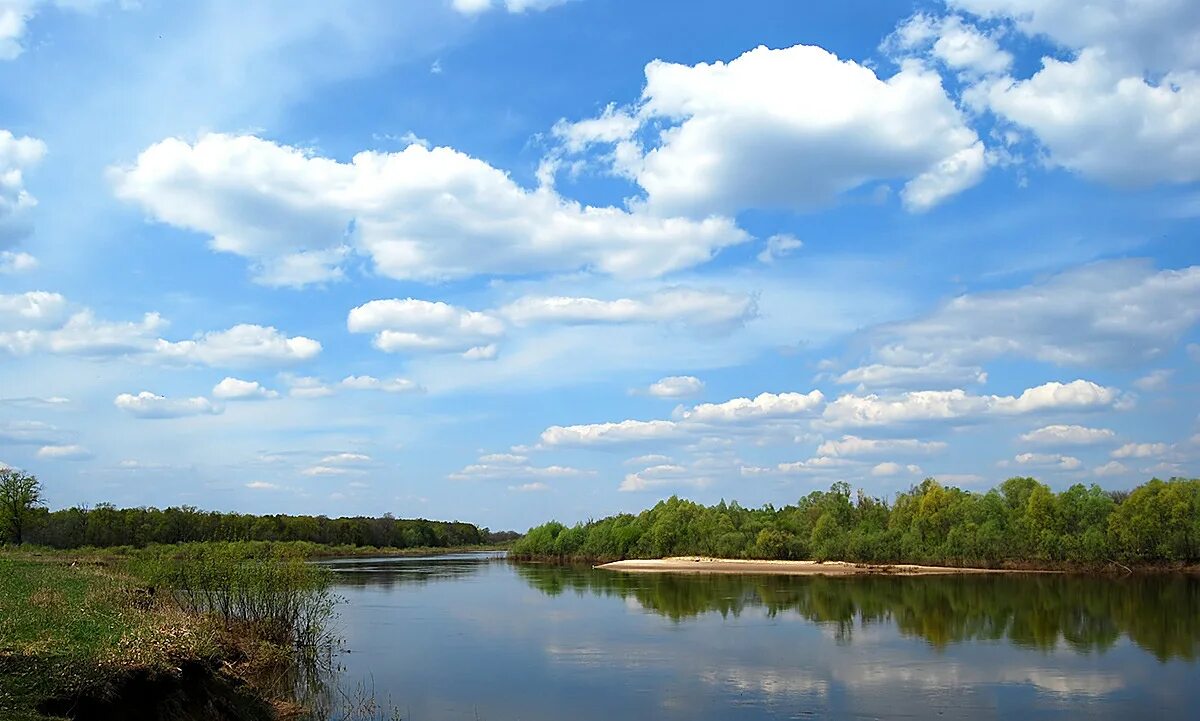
[596,557,1055,576]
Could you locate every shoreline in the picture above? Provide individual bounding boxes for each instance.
[596,557,1058,576]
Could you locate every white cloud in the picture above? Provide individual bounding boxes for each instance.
[35,444,92,460]
[944,1,1200,187]
[756,234,803,264]
[451,0,567,16]
[1093,460,1128,477]
[156,324,320,367]
[111,133,747,287]
[681,390,824,424]
[300,465,353,476]
[540,419,681,447]
[212,377,279,400]
[823,379,1120,427]
[479,453,528,464]
[647,375,705,398]
[1019,424,1116,446]
[320,452,371,464]
[949,0,1200,73]
[339,375,420,393]
[774,456,858,474]
[0,129,46,237]
[499,288,755,329]
[114,391,221,419]
[619,464,706,492]
[854,261,1200,369]
[816,435,947,457]
[835,360,988,390]
[624,454,672,466]
[871,461,923,477]
[1133,369,1173,392]
[285,376,333,399]
[1111,442,1168,459]
[347,298,504,356]
[558,44,986,214]
[0,250,36,273]
[508,482,549,493]
[1014,452,1082,470]
[977,50,1200,186]
[889,13,1013,76]
[0,291,68,329]
[245,481,280,490]
[450,461,590,481]
[0,419,66,445]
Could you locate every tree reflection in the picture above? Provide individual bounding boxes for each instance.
[512,564,1200,662]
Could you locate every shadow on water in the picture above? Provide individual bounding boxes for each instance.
[512,563,1200,662]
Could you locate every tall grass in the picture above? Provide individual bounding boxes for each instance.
[133,543,339,647]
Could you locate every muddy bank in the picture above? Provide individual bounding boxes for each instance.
[596,557,1058,576]
[36,660,277,721]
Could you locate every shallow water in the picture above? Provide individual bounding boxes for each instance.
[310,552,1199,720]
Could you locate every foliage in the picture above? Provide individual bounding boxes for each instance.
[511,477,1200,567]
[0,468,44,545]
[23,501,489,550]
[131,543,339,647]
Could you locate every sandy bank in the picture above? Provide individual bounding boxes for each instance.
[596,557,1050,576]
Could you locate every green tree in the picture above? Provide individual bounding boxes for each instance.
[0,468,44,545]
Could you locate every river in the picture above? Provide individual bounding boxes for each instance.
[304,552,1198,720]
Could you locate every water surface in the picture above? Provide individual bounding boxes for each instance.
[312,553,1198,720]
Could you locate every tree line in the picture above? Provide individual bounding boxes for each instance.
[511,476,1200,567]
[1,467,501,549]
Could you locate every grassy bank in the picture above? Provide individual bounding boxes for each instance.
[0,545,338,720]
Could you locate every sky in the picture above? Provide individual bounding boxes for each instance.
[1,0,1198,531]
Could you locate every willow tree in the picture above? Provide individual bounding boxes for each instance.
[0,468,43,545]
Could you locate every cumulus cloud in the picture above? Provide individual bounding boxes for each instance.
[1014,452,1082,470]
[870,461,925,477]
[888,13,1013,76]
[943,0,1200,187]
[0,250,36,273]
[619,463,707,492]
[285,376,334,399]
[1133,369,1172,392]
[320,452,371,464]
[540,419,681,447]
[681,391,825,424]
[0,129,46,239]
[245,481,281,490]
[835,360,988,390]
[35,444,92,460]
[848,261,1200,373]
[1111,442,1168,459]
[756,234,803,264]
[212,377,279,400]
[509,482,549,493]
[156,324,320,366]
[816,435,947,457]
[556,44,986,214]
[347,299,503,357]
[449,459,591,481]
[1019,424,1116,446]
[646,375,704,398]
[111,133,747,287]
[823,379,1120,427]
[0,291,68,329]
[499,288,755,330]
[114,391,221,419]
[0,419,67,445]
[1093,460,1128,477]
[451,0,567,16]
[339,375,420,393]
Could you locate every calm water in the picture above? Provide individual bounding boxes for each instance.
[309,552,1199,720]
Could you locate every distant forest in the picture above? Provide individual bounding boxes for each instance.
[512,477,1200,567]
[22,503,511,549]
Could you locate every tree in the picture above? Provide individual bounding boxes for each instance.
[0,468,44,545]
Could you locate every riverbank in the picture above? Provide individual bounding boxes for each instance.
[596,557,1050,575]
[0,547,334,720]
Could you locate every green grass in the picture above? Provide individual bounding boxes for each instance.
[0,545,340,720]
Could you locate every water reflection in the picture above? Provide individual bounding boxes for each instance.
[313,552,506,588]
[512,563,1200,661]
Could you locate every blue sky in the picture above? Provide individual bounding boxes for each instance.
[1,0,1198,531]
